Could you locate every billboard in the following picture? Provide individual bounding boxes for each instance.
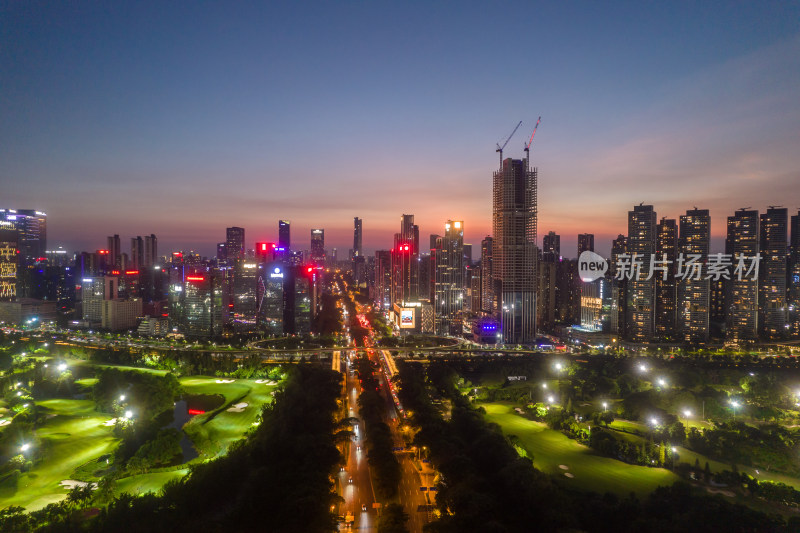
[400,308,415,329]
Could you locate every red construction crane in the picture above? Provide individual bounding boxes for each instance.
[524,116,541,158]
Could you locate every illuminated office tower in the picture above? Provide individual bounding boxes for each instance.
[610,234,628,335]
[0,222,18,301]
[232,261,259,332]
[492,158,537,344]
[310,229,325,263]
[391,214,420,304]
[759,207,788,339]
[626,204,656,342]
[226,227,245,264]
[353,217,363,257]
[0,209,46,261]
[790,211,800,337]
[655,218,677,340]
[258,263,285,335]
[726,209,759,341]
[374,250,392,310]
[678,208,710,343]
[81,276,118,324]
[433,220,464,334]
[480,236,494,314]
[183,272,222,338]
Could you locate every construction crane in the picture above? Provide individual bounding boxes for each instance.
[496,120,522,164]
[523,116,541,160]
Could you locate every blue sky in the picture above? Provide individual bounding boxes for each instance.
[2,1,799,257]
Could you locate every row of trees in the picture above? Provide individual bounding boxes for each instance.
[398,361,791,532]
[355,357,401,499]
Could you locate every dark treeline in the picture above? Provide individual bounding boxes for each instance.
[397,362,790,533]
[0,365,343,533]
[356,357,401,499]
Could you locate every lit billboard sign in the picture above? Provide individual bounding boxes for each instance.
[400,308,414,329]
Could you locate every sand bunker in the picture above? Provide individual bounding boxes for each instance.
[564,473,575,478]
[227,402,249,412]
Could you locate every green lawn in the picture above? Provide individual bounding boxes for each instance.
[0,398,118,511]
[180,377,277,458]
[482,402,680,496]
[113,469,189,497]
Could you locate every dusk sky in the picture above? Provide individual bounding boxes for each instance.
[2,2,799,258]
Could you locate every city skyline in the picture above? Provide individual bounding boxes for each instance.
[2,3,799,256]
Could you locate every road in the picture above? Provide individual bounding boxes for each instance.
[339,360,376,531]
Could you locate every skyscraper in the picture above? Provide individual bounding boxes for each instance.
[144,234,158,267]
[278,220,291,250]
[655,218,677,340]
[492,157,537,344]
[480,236,494,314]
[0,209,46,262]
[107,235,121,268]
[310,229,325,263]
[226,227,245,264]
[627,204,656,342]
[678,208,710,343]
[542,231,560,261]
[726,209,759,341]
[759,207,788,339]
[392,214,420,304]
[790,211,800,337]
[433,220,464,334]
[577,234,594,256]
[131,236,144,269]
[353,217,363,257]
[0,221,18,301]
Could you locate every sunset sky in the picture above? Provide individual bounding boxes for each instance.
[2,2,799,257]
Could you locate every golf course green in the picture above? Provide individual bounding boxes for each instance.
[482,402,680,496]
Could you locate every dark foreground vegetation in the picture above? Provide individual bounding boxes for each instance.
[0,365,343,533]
[398,362,792,533]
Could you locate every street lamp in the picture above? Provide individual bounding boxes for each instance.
[120,395,126,402]
[57,363,67,372]
[730,400,740,421]
[638,364,647,373]
[650,417,659,427]
[682,409,692,427]
[20,443,30,453]
[124,410,133,419]
[602,402,608,412]
[657,378,667,388]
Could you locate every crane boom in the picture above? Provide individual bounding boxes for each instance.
[496,120,523,163]
[525,116,541,151]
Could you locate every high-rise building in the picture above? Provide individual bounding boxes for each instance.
[627,204,656,342]
[0,209,46,262]
[480,236,494,314]
[790,211,800,337]
[678,208,710,343]
[310,229,325,263]
[492,157,537,344]
[726,209,759,341]
[542,231,560,262]
[759,207,788,339]
[144,234,158,267]
[433,220,464,334]
[182,272,223,338]
[278,220,291,251]
[258,262,285,335]
[232,261,260,332]
[226,227,245,264]
[131,236,144,269]
[655,218,677,340]
[107,235,121,268]
[536,251,557,331]
[577,234,594,257]
[610,234,628,335]
[392,215,420,304]
[353,217,363,257]
[374,251,392,310]
[0,222,18,301]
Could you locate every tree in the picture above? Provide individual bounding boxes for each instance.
[378,503,410,533]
